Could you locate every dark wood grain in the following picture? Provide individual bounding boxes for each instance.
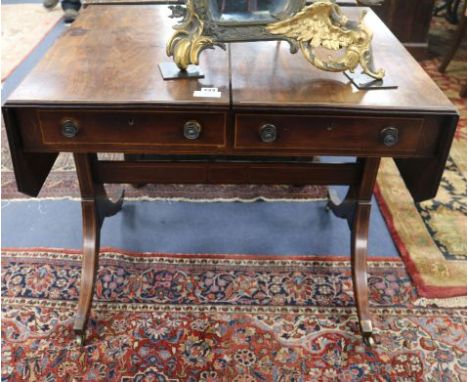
[37,109,227,149]
[73,153,124,344]
[6,5,230,106]
[228,7,457,200]
[351,157,381,343]
[395,115,458,201]
[94,160,360,185]
[6,6,452,113]
[2,108,58,197]
[371,0,435,59]
[327,157,381,342]
[11,107,444,163]
[230,8,452,112]
[234,113,427,156]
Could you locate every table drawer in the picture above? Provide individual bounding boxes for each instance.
[37,110,227,150]
[234,114,426,155]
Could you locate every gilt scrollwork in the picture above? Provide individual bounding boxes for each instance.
[266,2,384,79]
[166,0,385,79]
[167,0,224,70]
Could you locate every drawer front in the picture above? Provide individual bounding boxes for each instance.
[234,114,426,155]
[37,110,226,150]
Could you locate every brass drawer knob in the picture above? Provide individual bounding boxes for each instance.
[61,120,79,138]
[380,127,399,147]
[183,120,202,140]
[259,123,277,143]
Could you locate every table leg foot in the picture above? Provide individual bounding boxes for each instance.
[327,159,380,340]
[73,200,100,346]
[73,154,123,345]
[363,334,375,347]
[75,331,86,346]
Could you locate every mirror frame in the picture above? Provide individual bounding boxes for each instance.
[166,0,385,79]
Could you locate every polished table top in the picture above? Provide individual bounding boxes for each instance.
[7,5,455,114]
[7,5,230,106]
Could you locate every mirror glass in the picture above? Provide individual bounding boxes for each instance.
[215,0,290,22]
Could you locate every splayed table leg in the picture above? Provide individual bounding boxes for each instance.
[73,153,124,346]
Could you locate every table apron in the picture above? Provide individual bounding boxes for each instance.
[12,108,442,158]
[94,160,362,185]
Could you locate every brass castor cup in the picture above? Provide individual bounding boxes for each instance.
[75,332,86,346]
[363,335,375,347]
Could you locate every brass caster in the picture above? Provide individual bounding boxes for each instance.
[75,333,86,346]
[363,336,375,347]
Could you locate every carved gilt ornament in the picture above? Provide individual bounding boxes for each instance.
[166,0,385,79]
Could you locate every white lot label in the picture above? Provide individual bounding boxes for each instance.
[193,87,222,98]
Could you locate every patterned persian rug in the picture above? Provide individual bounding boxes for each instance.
[375,15,467,299]
[1,4,62,81]
[1,249,466,381]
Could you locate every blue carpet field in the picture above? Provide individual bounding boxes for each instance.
[2,197,399,257]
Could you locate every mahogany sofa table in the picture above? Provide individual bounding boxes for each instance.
[3,5,458,346]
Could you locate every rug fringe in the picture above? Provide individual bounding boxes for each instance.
[414,296,467,308]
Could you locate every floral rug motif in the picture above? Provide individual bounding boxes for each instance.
[416,157,467,261]
[2,249,466,381]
